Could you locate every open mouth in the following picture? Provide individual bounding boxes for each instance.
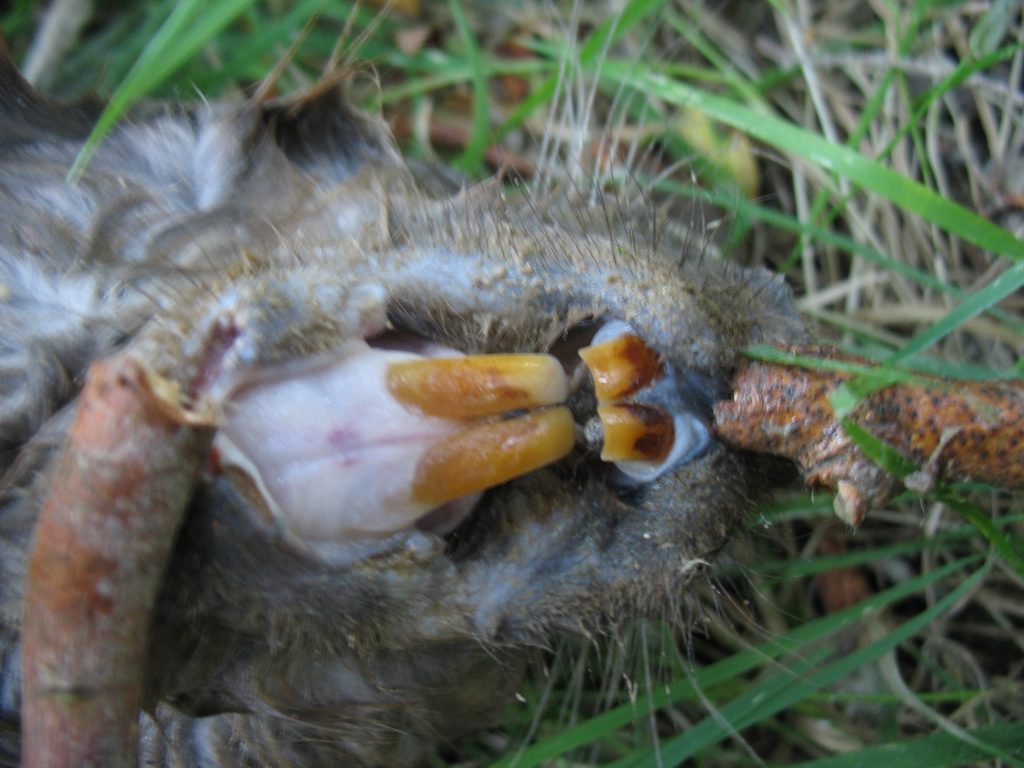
[211,318,717,552]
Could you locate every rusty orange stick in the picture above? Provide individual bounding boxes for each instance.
[714,345,1024,526]
[21,355,213,768]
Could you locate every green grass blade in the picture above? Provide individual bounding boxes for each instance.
[613,561,994,767]
[939,492,1024,580]
[888,259,1024,362]
[740,513,1024,580]
[655,179,1024,338]
[377,57,546,105]
[742,344,923,383]
[448,0,489,174]
[599,60,1024,261]
[196,0,327,93]
[490,555,981,768]
[68,0,257,182]
[788,723,1024,768]
[834,417,919,478]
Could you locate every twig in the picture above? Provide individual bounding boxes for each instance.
[21,355,213,768]
[713,345,1024,526]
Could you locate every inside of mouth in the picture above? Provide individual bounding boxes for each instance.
[211,321,714,549]
[214,336,473,545]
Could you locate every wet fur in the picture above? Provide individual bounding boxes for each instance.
[0,51,805,766]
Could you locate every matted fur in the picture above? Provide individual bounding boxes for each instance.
[0,51,806,766]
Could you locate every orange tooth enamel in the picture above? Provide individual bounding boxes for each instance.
[387,354,569,419]
[597,404,675,463]
[578,333,663,402]
[412,407,575,507]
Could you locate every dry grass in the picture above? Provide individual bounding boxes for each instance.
[4,0,1023,765]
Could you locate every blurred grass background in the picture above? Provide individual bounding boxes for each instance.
[3,1,1023,765]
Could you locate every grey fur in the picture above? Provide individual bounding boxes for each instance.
[0,54,806,766]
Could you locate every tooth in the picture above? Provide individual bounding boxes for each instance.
[597,404,675,463]
[387,354,569,418]
[579,332,663,402]
[614,411,711,483]
[411,407,575,507]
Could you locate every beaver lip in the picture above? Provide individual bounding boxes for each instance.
[210,322,715,553]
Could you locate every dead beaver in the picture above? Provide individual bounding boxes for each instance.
[0,47,806,766]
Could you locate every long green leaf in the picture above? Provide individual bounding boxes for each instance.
[789,723,1024,768]
[939,492,1024,580]
[448,0,489,174]
[68,0,257,182]
[490,555,980,768]
[655,179,1024,338]
[612,561,993,767]
[599,60,1024,261]
[888,259,1024,362]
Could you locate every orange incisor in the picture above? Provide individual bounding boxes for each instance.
[412,407,575,507]
[577,333,663,402]
[597,404,675,463]
[579,331,674,464]
[387,354,568,419]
